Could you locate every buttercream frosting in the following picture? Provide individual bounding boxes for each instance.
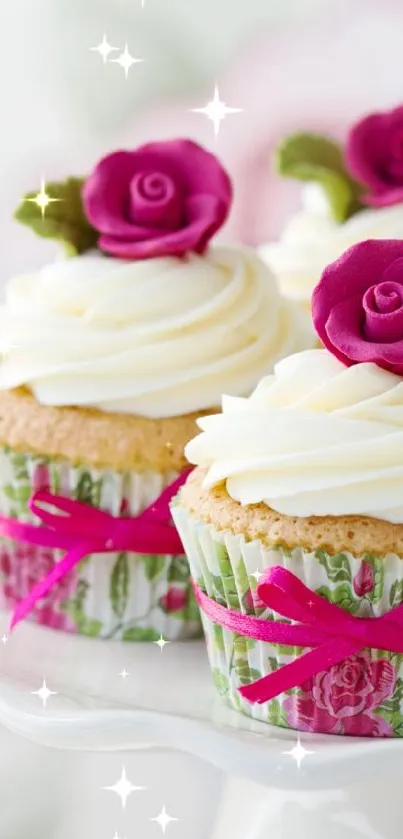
[186,349,403,522]
[0,247,313,418]
[260,185,403,306]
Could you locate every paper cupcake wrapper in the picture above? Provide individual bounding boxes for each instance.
[172,503,403,737]
[0,447,202,641]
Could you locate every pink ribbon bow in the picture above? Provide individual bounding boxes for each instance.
[0,472,189,631]
[194,565,403,705]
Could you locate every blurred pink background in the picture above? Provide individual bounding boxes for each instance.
[2,0,403,281]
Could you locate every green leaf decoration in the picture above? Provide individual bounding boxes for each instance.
[167,555,190,583]
[233,634,249,657]
[212,624,225,651]
[315,550,352,584]
[267,698,289,728]
[390,580,403,609]
[214,542,232,578]
[75,473,93,505]
[141,553,167,581]
[173,600,202,625]
[212,668,230,697]
[276,133,364,222]
[15,177,99,256]
[211,574,227,605]
[110,552,129,619]
[79,618,103,637]
[235,558,250,599]
[316,583,360,614]
[122,626,161,642]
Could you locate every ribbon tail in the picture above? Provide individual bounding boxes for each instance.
[239,636,359,704]
[9,545,90,631]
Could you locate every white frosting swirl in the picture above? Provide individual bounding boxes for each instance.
[260,184,403,306]
[0,247,314,418]
[186,349,403,523]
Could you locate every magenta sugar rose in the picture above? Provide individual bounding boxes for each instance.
[82,138,233,259]
[312,239,403,375]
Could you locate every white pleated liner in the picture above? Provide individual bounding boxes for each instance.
[172,503,403,735]
[0,449,201,641]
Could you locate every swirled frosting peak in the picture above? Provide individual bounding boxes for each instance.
[186,349,403,522]
[0,247,314,418]
[260,184,403,307]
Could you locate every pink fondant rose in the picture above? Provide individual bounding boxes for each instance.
[312,239,403,375]
[82,139,232,259]
[346,106,403,207]
[284,652,396,737]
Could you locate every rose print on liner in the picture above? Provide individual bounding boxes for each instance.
[0,544,74,632]
[284,653,396,737]
[312,239,403,375]
[159,585,188,614]
[353,561,375,598]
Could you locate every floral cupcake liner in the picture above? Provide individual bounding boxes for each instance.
[172,503,403,737]
[0,448,202,641]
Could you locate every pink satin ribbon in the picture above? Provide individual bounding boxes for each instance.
[0,472,189,631]
[194,565,403,705]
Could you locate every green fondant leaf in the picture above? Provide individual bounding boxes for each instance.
[276,132,363,222]
[15,177,98,256]
[316,549,352,584]
[110,552,129,619]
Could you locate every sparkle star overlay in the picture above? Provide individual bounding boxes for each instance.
[90,34,119,63]
[154,635,170,651]
[283,736,314,770]
[150,805,179,835]
[112,44,144,79]
[1,633,7,645]
[103,766,146,809]
[119,668,129,680]
[26,178,62,218]
[31,679,57,708]
[191,84,243,137]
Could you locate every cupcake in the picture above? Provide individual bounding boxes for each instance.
[173,239,403,736]
[0,138,314,641]
[260,104,403,311]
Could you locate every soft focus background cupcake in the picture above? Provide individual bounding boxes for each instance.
[260,105,403,311]
[0,137,314,642]
[173,239,403,735]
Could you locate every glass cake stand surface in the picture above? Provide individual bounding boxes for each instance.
[0,611,401,794]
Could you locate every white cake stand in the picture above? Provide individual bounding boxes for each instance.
[0,614,401,838]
